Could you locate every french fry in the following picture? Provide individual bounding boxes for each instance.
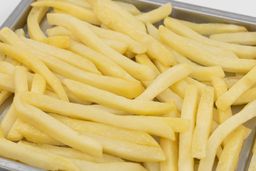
[0,90,12,107]
[47,13,157,81]
[114,1,141,15]
[165,17,256,59]
[146,23,160,39]
[248,140,256,171]
[27,7,48,41]
[137,3,172,24]
[234,87,256,105]
[31,74,46,94]
[179,85,199,171]
[14,95,103,157]
[216,126,251,171]
[90,105,126,115]
[32,0,100,25]
[216,65,256,110]
[160,138,178,171]
[192,86,214,159]
[143,162,160,171]
[61,0,91,8]
[15,29,25,37]
[102,38,128,54]
[0,61,16,75]
[159,26,256,73]
[210,32,256,45]
[178,19,247,35]
[43,35,70,49]
[198,100,256,171]
[21,92,177,139]
[0,106,16,137]
[224,75,242,88]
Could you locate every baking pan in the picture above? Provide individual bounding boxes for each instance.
[0,0,256,170]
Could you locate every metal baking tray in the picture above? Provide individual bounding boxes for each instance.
[0,0,256,170]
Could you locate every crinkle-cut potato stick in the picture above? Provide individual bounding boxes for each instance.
[210,32,256,45]
[198,100,256,171]
[23,37,100,74]
[179,85,199,171]
[47,13,156,81]
[21,92,177,139]
[137,3,172,24]
[192,86,214,159]
[165,17,256,59]
[178,19,247,35]
[14,95,103,157]
[27,7,48,41]
[216,126,250,171]
[63,79,175,115]
[137,64,191,101]
[216,65,256,110]
[159,26,256,73]
[90,0,176,66]
[0,136,79,171]
[160,138,178,171]
[32,0,100,25]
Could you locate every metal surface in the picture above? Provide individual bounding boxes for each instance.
[0,0,256,170]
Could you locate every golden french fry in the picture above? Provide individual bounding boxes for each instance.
[14,95,103,157]
[198,100,256,171]
[179,85,199,171]
[210,32,256,45]
[114,1,141,15]
[178,19,247,35]
[216,65,256,110]
[160,138,178,171]
[32,0,100,25]
[137,3,172,24]
[43,35,70,49]
[192,86,214,159]
[159,26,256,73]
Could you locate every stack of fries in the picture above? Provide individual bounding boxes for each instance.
[0,0,255,170]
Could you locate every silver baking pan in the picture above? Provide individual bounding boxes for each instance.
[0,0,256,170]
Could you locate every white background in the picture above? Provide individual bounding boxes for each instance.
[0,0,256,26]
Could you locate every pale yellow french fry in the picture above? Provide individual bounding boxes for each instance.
[114,1,141,15]
[14,95,103,157]
[137,64,191,100]
[198,100,256,171]
[159,26,256,73]
[0,137,79,171]
[0,106,16,137]
[43,35,70,49]
[15,28,25,37]
[137,3,172,24]
[63,79,175,115]
[135,54,159,75]
[31,74,46,93]
[103,38,128,54]
[216,126,251,171]
[0,61,16,75]
[146,23,160,39]
[143,162,160,171]
[224,75,242,88]
[27,7,48,41]
[160,138,178,171]
[216,65,256,110]
[234,87,256,105]
[165,18,256,59]
[179,85,199,171]
[62,0,91,8]
[210,32,256,45]
[90,105,126,115]
[21,92,177,139]
[178,19,247,35]
[192,86,214,159]
[32,0,100,25]
[249,153,256,171]
[0,90,11,106]
[47,13,157,81]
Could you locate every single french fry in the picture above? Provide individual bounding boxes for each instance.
[114,1,141,15]
[15,29,25,37]
[234,87,256,105]
[62,0,91,8]
[31,74,46,93]
[0,90,12,106]
[0,105,16,137]
[102,38,128,54]
[159,26,256,73]
[21,92,177,139]
[216,126,251,171]
[179,85,199,171]
[0,61,16,75]
[14,95,103,157]
[160,138,178,171]
[32,0,100,25]
[90,105,126,115]
[192,86,214,159]
[47,13,157,81]
[216,65,256,110]
[210,32,256,45]
[137,3,172,24]
[43,35,70,49]
[178,19,247,35]
[143,162,160,171]
[146,23,160,39]
[248,153,256,171]
[224,75,242,88]
[198,100,256,171]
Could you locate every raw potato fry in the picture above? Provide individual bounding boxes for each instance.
[146,23,160,39]
[224,75,242,88]
[15,29,25,37]
[27,7,48,41]
[90,105,126,115]
[137,64,191,100]
[0,90,11,106]
[234,87,256,105]
[31,74,46,94]
[47,13,156,81]
[0,61,15,75]
[192,86,214,159]
[216,126,250,171]
[62,0,91,8]
[137,3,172,24]
[43,35,70,49]
[198,100,256,171]
[0,106,16,137]
[32,0,100,25]
[21,92,178,139]
[179,85,199,171]
[216,65,256,110]
[210,32,256,45]
[102,38,128,54]
[178,19,247,35]
[159,26,256,73]
[14,95,103,157]
[160,138,178,171]
[248,140,256,171]
[114,1,141,15]
[165,18,256,59]
[143,162,160,171]
[64,79,175,115]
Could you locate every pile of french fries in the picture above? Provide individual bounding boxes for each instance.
[0,0,255,170]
